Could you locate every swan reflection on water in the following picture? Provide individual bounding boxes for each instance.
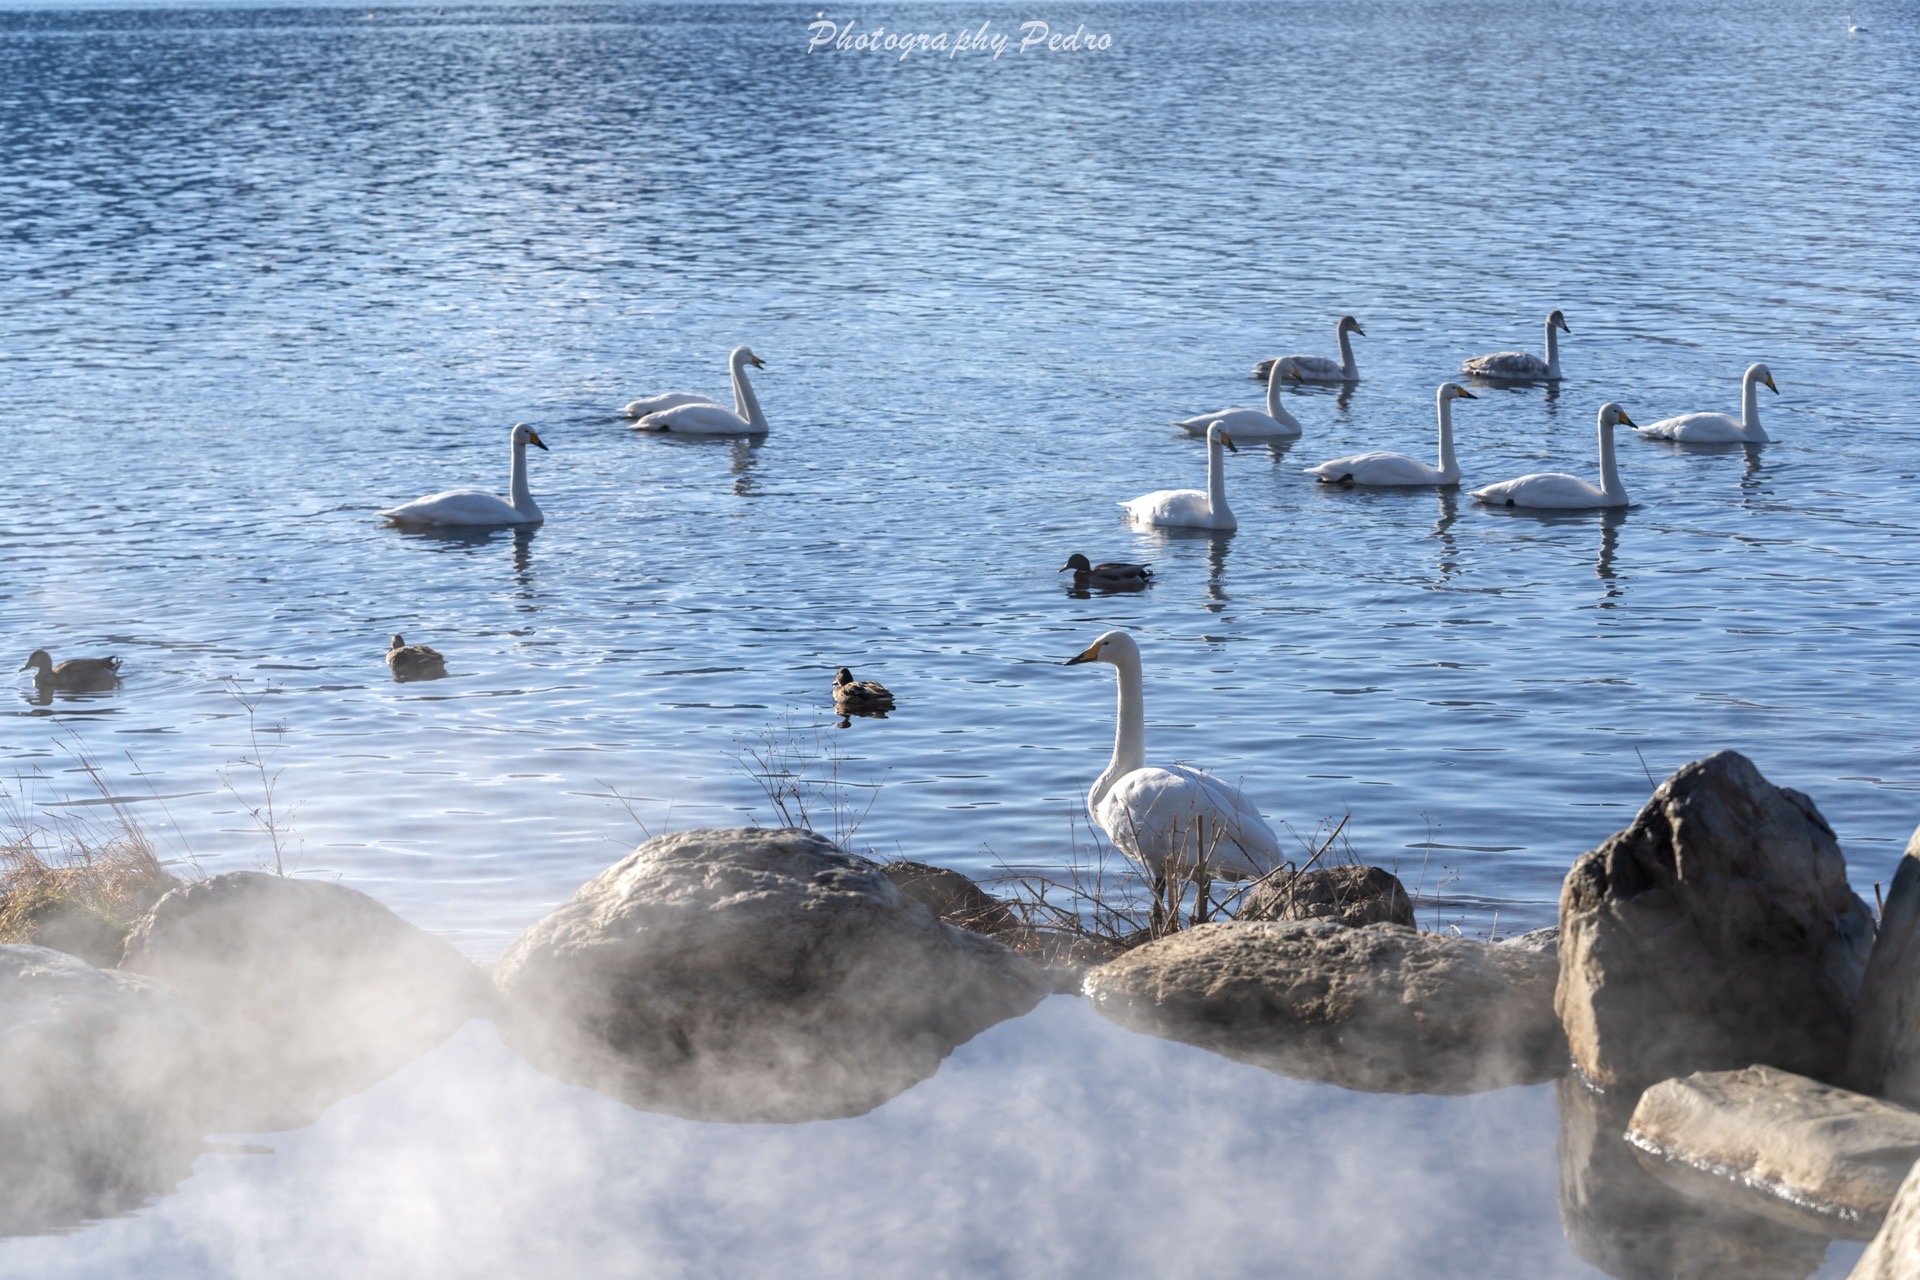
[635,431,764,498]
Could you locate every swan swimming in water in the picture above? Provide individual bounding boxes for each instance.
[621,344,763,418]
[1173,359,1303,439]
[1635,364,1778,443]
[1064,629,1283,897]
[1121,424,1239,531]
[1253,315,1364,383]
[378,423,548,527]
[1471,403,1635,510]
[633,347,768,434]
[1304,383,1476,487]
[1462,310,1570,382]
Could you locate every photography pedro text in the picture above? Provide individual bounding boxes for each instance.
[805,17,1114,61]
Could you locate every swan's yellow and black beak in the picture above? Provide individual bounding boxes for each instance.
[1221,432,1239,453]
[527,431,549,451]
[751,355,766,368]
[1762,372,1779,393]
[1457,387,1477,399]
[1617,410,1637,428]
[1064,639,1103,666]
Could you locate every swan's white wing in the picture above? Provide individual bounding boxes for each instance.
[1304,450,1444,486]
[636,403,760,434]
[1174,408,1299,439]
[1096,764,1281,879]
[1121,488,1219,529]
[1462,351,1551,379]
[1470,472,1615,509]
[379,488,530,526]
[1284,354,1347,383]
[1636,412,1754,442]
[622,392,719,419]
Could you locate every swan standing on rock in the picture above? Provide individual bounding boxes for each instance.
[1174,359,1303,439]
[1122,425,1239,531]
[1064,630,1283,919]
[1305,383,1476,487]
[633,347,768,434]
[1253,316,1364,383]
[1635,364,1778,443]
[1471,403,1636,510]
[378,423,548,527]
[1462,309,1570,382]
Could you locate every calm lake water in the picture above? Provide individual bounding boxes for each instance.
[0,0,1914,1272]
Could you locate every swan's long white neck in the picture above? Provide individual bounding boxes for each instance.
[730,351,767,429]
[1435,389,1459,480]
[1335,324,1358,379]
[1090,647,1147,813]
[509,435,540,518]
[1740,368,1768,441]
[1543,319,1562,379]
[1265,364,1301,428]
[1597,415,1624,500]
[1206,431,1232,524]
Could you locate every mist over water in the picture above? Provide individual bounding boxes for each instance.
[0,0,1914,1272]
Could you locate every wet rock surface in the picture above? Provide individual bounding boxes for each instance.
[1237,864,1415,928]
[1628,1064,1920,1239]
[1082,919,1566,1094]
[1851,1157,1920,1279]
[1557,750,1874,1091]
[121,871,491,1131]
[1849,822,1920,1106]
[1558,1076,1831,1280]
[494,828,1049,1123]
[0,945,205,1234]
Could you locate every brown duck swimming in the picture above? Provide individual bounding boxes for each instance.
[1060,553,1153,590]
[20,649,120,692]
[387,634,449,682]
[833,667,894,715]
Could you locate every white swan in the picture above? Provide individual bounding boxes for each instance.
[633,346,768,434]
[1122,424,1238,531]
[1305,383,1476,486]
[1254,315,1364,383]
[379,423,548,527]
[1174,358,1303,439]
[1462,309,1570,381]
[620,345,765,418]
[1636,364,1778,443]
[1471,402,1635,510]
[1064,629,1283,885]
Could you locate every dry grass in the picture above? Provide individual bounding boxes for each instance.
[731,711,883,851]
[0,753,185,960]
[987,805,1361,965]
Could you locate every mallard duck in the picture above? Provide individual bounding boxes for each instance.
[386,634,448,682]
[20,649,121,691]
[1060,554,1153,589]
[833,668,894,714]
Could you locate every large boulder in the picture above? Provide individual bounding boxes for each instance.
[120,871,491,1131]
[1849,823,1920,1105]
[0,946,205,1234]
[1557,751,1875,1091]
[1628,1065,1920,1239]
[1558,1076,1830,1280]
[1237,864,1415,928]
[493,828,1050,1123]
[1082,919,1566,1094]
[1852,1157,1920,1279]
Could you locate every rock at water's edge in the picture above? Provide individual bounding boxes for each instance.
[1557,750,1874,1091]
[1629,1064,1920,1239]
[1237,864,1415,929]
[1849,823,1920,1106]
[495,828,1048,1123]
[121,871,491,1131]
[1083,919,1566,1094]
[1851,1157,1920,1279]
